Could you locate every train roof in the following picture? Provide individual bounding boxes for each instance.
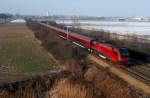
[94,40,126,50]
[70,32,95,41]
[73,31,122,49]
[40,23,68,35]
[70,32,123,49]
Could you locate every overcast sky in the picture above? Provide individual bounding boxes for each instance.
[0,0,149,16]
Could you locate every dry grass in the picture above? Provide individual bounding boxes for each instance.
[47,79,93,98]
[84,65,136,98]
[0,23,57,83]
[44,64,139,98]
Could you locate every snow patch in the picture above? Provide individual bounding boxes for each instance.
[10,19,26,23]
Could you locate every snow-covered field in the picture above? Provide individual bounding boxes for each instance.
[56,20,150,39]
[80,22,150,35]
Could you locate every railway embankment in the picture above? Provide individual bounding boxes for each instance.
[89,55,150,96]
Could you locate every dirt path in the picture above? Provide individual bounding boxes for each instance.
[88,55,150,95]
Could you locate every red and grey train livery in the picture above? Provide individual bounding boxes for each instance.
[39,22,129,64]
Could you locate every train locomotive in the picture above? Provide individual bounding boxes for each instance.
[39,22,129,64]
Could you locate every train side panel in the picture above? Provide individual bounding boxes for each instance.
[92,42,119,63]
[69,33,92,48]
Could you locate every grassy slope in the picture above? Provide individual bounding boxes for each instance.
[0,23,57,83]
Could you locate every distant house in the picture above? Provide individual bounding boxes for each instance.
[134,17,143,21]
[118,18,126,21]
[10,19,26,23]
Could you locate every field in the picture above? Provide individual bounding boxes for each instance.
[56,20,150,39]
[0,23,56,83]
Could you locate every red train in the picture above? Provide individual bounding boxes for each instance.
[39,22,129,64]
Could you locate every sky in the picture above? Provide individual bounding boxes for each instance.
[0,0,150,17]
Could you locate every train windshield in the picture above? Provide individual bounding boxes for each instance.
[120,48,128,57]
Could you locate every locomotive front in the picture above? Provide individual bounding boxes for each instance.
[118,48,129,64]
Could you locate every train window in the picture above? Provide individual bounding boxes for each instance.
[120,48,128,57]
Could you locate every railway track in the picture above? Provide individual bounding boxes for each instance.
[138,65,150,72]
[124,68,150,85]
[125,59,150,85]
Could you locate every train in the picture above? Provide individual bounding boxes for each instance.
[39,22,129,65]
